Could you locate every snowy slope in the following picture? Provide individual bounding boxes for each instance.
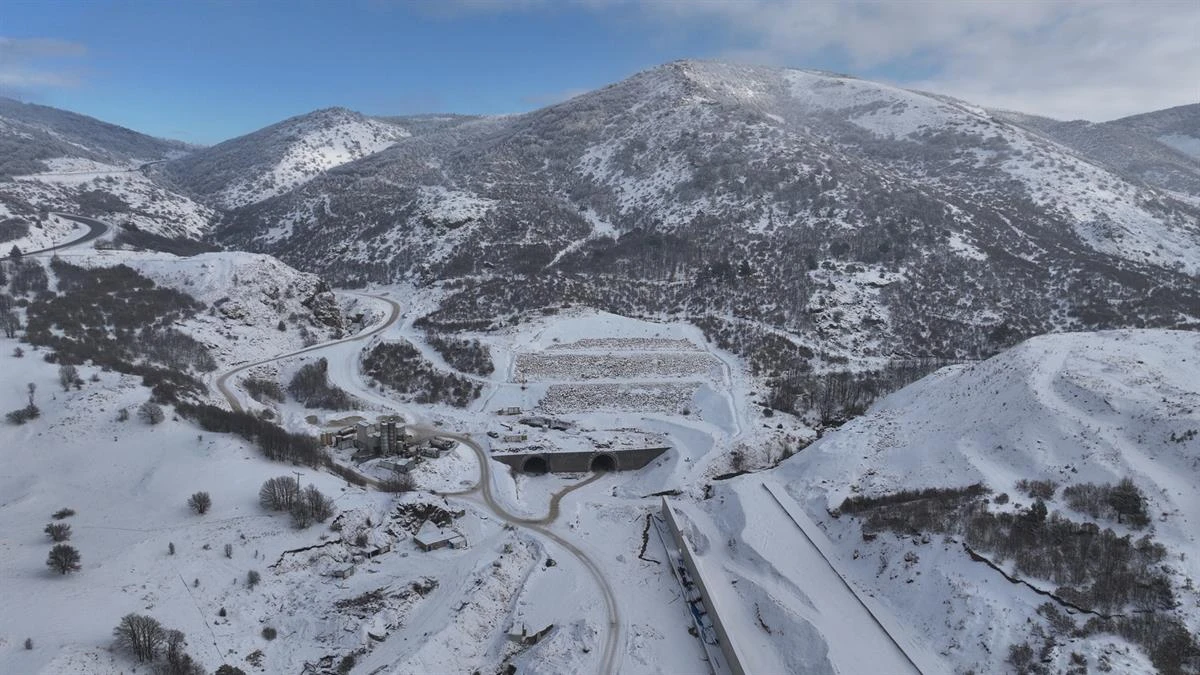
[1112,104,1200,162]
[709,329,1200,673]
[0,98,209,238]
[993,102,1200,205]
[0,159,216,238]
[221,60,1200,377]
[0,343,537,675]
[66,248,347,372]
[0,96,190,177]
[161,108,410,208]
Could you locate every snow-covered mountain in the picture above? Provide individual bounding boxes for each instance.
[0,99,214,238]
[1113,104,1200,162]
[994,103,1200,201]
[0,96,191,177]
[215,61,1200,402]
[704,329,1200,673]
[160,107,411,208]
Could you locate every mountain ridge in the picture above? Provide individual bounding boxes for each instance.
[201,60,1199,415]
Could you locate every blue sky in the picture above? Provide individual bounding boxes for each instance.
[3,1,1197,144]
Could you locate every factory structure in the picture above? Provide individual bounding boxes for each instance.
[320,418,455,471]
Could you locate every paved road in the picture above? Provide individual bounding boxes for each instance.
[214,291,400,414]
[420,427,620,673]
[213,291,622,675]
[22,213,109,256]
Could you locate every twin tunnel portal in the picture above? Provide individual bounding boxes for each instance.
[493,446,668,475]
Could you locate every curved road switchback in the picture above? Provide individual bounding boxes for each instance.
[212,291,622,675]
[420,427,621,674]
[215,291,400,414]
[23,213,110,256]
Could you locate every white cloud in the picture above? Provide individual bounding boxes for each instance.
[441,0,1200,120]
[0,37,87,92]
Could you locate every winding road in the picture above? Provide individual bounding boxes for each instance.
[23,212,109,256]
[214,291,622,675]
[214,291,401,414]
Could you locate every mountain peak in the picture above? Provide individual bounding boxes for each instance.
[160,105,410,208]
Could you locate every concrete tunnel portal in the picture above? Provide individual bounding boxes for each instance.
[496,446,669,474]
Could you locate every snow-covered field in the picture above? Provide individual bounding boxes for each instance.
[5,242,1195,675]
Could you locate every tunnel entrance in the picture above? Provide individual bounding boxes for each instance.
[522,456,549,475]
[590,454,616,472]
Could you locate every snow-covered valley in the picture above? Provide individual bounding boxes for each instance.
[0,53,1197,675]
[5,228,1197,673]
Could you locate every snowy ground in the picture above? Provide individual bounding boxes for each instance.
[7,251,1189,675]
[0,211,88,254]
[1,159,216,238]
[705,329,1200,674]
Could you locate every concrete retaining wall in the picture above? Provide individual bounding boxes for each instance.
[660,498,748,675]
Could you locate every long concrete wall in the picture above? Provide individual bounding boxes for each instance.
[493,446,667,473]
[660,498,748,675]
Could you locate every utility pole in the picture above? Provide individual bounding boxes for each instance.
[293,471,303,492]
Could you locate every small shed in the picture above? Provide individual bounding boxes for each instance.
[414,520,467,552]
[329,564,356,579]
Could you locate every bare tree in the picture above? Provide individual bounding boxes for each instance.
[44,522,71,542]
[379,473,416,493]
[187,491,212,515]
[303,484,335,522]
[0,311,18,339]
[138,401,164,425]
[113,613,164,663]
[290,500,313,528]
[259,476,300,511]
[46,544,81,575]
[58,364,79,392]
[290,484,335,528]
[161,628,204,675]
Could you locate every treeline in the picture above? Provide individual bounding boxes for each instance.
[362,340,481,407]
[0,218,29,244]
[1062,479,1150,528]
[837,484,987,516]
[848,486,1172,613]
[841,479,1188,670]
[176,402,323,466]
[109,227,221,257]
[244,377,284,403]
[771,358,954,424]
[424,332,494,376]
[287,358,354,410]
[7,258,48,295]
[20,260,213,402]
